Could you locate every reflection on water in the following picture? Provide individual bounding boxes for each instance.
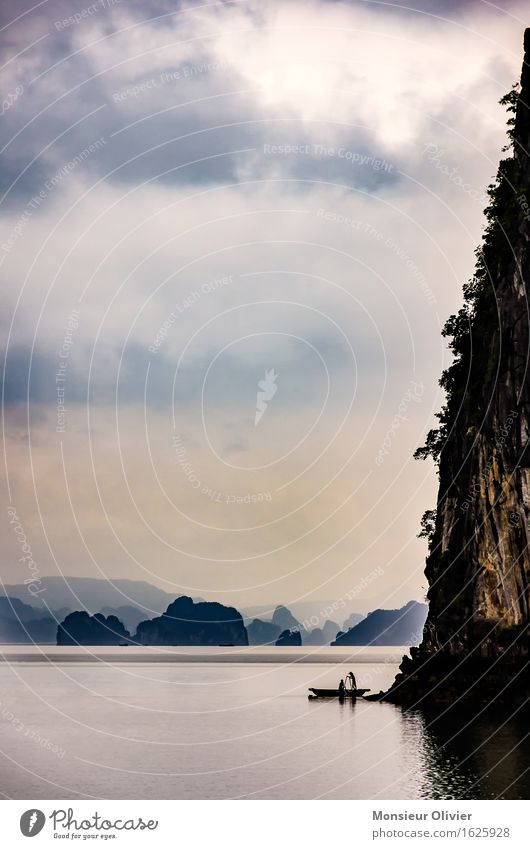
[0,649,528,799]
[402,709,530,800]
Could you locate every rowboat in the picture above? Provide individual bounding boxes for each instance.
[308,687,370,699]
[308,672,369,699]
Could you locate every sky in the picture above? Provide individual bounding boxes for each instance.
[0,0,528,617]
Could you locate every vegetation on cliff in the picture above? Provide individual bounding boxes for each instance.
[386,30,530,706]
[415,85,522,469]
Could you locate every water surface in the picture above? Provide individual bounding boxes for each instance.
[0,646,527,799]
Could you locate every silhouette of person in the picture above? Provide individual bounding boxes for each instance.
[338,678,345,697]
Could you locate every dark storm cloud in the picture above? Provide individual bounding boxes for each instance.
[0,0,251,200]
[0,53,254,204]
[0,0,411,209]
[6,0,510,206]
[2,101,400,209]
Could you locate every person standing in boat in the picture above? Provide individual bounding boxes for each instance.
[338,678,345,697]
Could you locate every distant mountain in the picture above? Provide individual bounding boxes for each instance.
[0,597,44,623]
[57,612,131,646]
[248,613,342,645]
[275,629,302,646]
[242,599,371,622]
[247,618,282,645]
[321,619,340,643]
[1,577,175,617]
[332,601,427,646]
[135,597,248,646]
[248,612,342,646]
[271,605,301,632]
[342,612,363,632]
[0,597,58,644]
[99,605,146,634]
[53,607,74,622]
[304,628,326,645]
[0,617,57,644]
[304,620,340,645]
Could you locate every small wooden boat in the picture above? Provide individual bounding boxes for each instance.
[308,672,369,700]
[308,687,370,699]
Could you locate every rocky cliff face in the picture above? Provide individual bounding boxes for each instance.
[386,30,530,707]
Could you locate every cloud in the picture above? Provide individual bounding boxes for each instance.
[2,0,522,203]
[0,0,527,605]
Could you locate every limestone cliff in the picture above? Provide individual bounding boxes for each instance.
[386,29,530,707]
[134,596,248,646]
[57,612,131,646]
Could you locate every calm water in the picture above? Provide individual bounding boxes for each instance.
[0,646,528,799]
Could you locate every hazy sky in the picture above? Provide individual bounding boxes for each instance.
[1,0,528,614]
